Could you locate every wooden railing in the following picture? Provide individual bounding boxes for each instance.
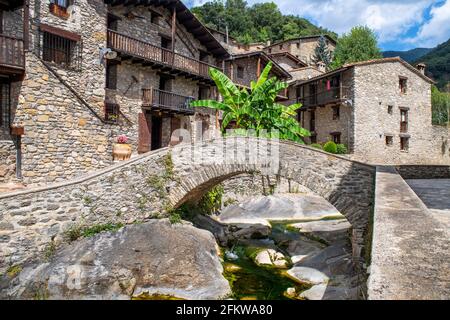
[0,34,24,69]
[107,30,221,79]
[142,88,194,114]
[298,86,351,108]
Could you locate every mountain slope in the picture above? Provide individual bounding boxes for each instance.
[383,48,432,63]
[191,0,337,44]
[414,39,450,90]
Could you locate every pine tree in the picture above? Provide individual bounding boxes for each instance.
[312,35,332,67]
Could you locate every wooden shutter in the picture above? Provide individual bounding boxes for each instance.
[170,117,181,146]
[138,112,151,153]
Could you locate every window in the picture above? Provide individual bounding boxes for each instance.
[400,108,408,133]
[310,134,317,144]
[107,14,120,31]
[151,11,161,25]
[296,43,300,49]
[237,66,244,79]
[268,48,272,54]
[41,30,82,70]
[332,106,340,120]
[279,45,283,50]
[385,135,393,146]
[399,77,408,94]
[387,105,393,114]
[331,132,341,144]
[105,103,120,123]
[0,82,10,128]
[400,137,409,151]
[49,0,70,19]
[199,86,209,100]
[106,62,117,90]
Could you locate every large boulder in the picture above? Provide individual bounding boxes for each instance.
[218,194,343,225]
[1,220,231,300]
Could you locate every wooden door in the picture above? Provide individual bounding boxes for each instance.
[138,112,151,153]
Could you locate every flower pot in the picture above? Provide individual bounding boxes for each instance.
[113,143,132,161]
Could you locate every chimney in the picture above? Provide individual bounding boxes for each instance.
[416,63,426,75]
[316,61,326,73]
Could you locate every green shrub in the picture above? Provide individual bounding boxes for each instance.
[81,223,124,238]
[323,141,338,154]
[336,144,348,154]
[310,143,323,150]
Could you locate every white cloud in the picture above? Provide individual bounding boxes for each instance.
[407,0,450,47]
[187,0,450,48]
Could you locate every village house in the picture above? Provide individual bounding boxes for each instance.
[0,0,228,186]
[292,57,449,165]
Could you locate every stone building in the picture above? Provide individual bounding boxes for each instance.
[292,57,449,165]
[264,35,336,67]
[0,0,229,186]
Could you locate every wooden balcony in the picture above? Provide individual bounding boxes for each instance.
[108,30,221,83]
[142,88,194,115]
[298,86,351,109]
[0,34,25,75]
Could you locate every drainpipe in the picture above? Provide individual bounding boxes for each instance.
[23,0,30,51]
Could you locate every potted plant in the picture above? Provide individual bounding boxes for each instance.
[113,135,132,161]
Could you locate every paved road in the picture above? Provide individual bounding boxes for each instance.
[406,179,450,233]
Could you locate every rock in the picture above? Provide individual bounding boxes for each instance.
[290,219,352,243]
[254,249,289,268]
[225,251,239,261]
[286,267,329,285]
[299,283,328,300]
[284,287,297,299]
[1,220,231,300]
[218,194,343,225]
[230,223,271,240]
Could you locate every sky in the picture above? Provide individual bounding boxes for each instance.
[186,0,450,51]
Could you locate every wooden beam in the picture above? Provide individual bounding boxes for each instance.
[256,57,261,78]
[171,6,176,53]
[23,0,29,50]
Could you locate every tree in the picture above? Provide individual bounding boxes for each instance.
[190,63,310,143]
[312,35,332,68]
[331,26,382,69]
[431,85,450,125]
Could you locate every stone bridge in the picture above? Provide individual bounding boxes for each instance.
[0,137,376,273]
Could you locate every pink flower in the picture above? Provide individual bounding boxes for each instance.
[117,135,128,144]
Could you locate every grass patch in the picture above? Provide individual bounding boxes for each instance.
[43,241,57,261]
[6,265,22,278]
[63,222,124,242]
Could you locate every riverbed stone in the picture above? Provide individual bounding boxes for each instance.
[286,267,329,285]
[290,219,352,244]
[254,249,289,269]
[0,220,231,300]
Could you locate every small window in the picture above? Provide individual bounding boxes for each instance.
[388,105,393,114]
[151,12,161,25]
[0,82,10,128]
[310,134,317,144]
[296,43,300,49]
[237,66,244,79]
[49,0,70,19]
[279,45,283,50]
[399,77,407,94]
[107,14,120,31]
[331,132,341,144]
[268,48,272,54]
[400,137,409,151]
[105,103,120,123]
[106,63,117,90]
[42,31,81,70]
[332,106,340,120]
[385,135,393,146]
[400,109,408,133]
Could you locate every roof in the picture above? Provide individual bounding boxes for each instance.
[105,0,229,58]
[268,52,308,68]
[227,51,292,80]
[296,57,435,85]
[265,35,337,49]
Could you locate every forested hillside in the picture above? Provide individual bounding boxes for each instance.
[383,48,432,63]
[414,38,450,90]
[191,0,337,44]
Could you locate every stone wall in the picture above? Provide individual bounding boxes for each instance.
[0,141,16,182]
[352,61,449,165]
[0,138,375,273]
[2,7,23,38]
[395,165,450,179]
[11,53,114,185]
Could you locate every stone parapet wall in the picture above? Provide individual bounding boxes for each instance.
[0,138,375,274]
[395,165,450,179]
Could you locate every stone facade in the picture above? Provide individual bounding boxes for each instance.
[0,137,375,274]
[264,36,336,66]
[0,141,16,182]
[293,59,450,165]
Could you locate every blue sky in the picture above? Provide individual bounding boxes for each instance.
[186,0,450,51]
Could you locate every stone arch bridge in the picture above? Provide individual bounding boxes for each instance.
[0,137,375,272]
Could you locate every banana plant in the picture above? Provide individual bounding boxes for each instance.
[190,62,310,143]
